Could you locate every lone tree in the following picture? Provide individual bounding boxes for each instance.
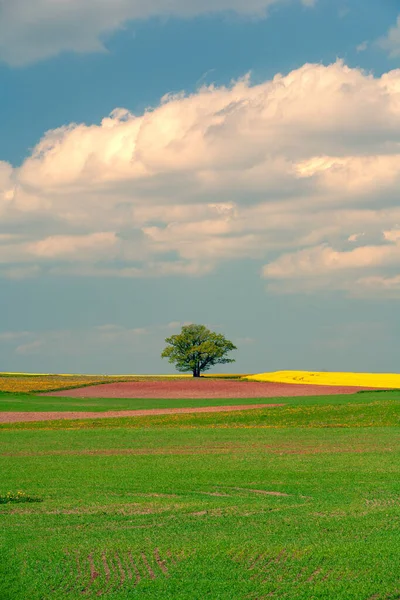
[161,324,237,377]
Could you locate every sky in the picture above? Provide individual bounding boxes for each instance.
[1,0,400,375]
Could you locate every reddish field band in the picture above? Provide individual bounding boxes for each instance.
[44,380,382,399]
[0,403,285,423]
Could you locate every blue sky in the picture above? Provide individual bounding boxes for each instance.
[1,0,400,374]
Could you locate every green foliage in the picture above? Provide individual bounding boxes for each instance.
[161,324,237,376]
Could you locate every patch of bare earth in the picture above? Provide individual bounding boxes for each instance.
[0,403,284,423]
[43,380,378,399]
[232,487,290,497]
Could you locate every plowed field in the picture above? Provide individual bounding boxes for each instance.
[0,403,284,423]
[45,380,379,399]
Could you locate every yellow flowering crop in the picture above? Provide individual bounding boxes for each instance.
[0,375,136,394]
[244,370,400,388]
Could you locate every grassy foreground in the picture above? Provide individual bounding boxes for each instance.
[1,392,400,599]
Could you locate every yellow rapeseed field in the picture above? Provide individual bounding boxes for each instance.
[244,370,400,388]
[0,375,145,394]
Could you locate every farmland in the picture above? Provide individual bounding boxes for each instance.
[247,370,400,388]
[0,373,247,395]
[1,378,400,599]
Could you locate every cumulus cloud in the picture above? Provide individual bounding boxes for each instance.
[264,239,400,278]
[262,227,400,296]
[0,0,316,66]
[3,60,400,295]
[27,232,118,259]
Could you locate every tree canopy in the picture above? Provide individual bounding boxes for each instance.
[161,324,237,377]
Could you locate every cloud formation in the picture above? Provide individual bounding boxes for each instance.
[377,15,400,58]
[2,60,400,296]
[0,0,315,66]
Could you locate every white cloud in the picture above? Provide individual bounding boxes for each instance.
[27,232,118,259]
[356,41,368,53]
[262,229,400,295]
[355,275,400,296]
[377,15,400,58]
[3,60,400,295]
[263,240,400,279]
[0,331,30,342]
[15,340,43,355]
[0,0,316,66]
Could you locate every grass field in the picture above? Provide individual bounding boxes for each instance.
[0,392,280,413]
[1,389,390,413]
[1,390,400,599]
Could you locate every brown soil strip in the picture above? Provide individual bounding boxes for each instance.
[75,551,82,582]
[154,549,169,576]
[307,568,322,583]
[128,553,141,585]
[0,403,284,423]
[141,552,156,580]
[198,491,230,497]
[1,444,248,457]
[114,552,126,587]
[85,554,100,592]
[121,554,132,582]
[43,380,380,399]
[249,555,264,571]
[233,487,289,497]
[102,552,118,596]
[102,552,111,585]
[3,443,393,456]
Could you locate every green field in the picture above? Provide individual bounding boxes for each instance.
[1,392,400,599]
[0,389,395,414]
[0,391,287,413]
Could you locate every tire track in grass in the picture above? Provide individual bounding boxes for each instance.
[84,553,100,592]
[127,552,142,585]
[100,551,113,595]
[154,548,169,576]
[114,551,126,588]
[141,552,156,579]
[59,548,181,595]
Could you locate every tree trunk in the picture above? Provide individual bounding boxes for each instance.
[193,366,200,377]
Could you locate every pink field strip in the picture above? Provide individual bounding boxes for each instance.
[0,403,285,423]
[44,380,379,399]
